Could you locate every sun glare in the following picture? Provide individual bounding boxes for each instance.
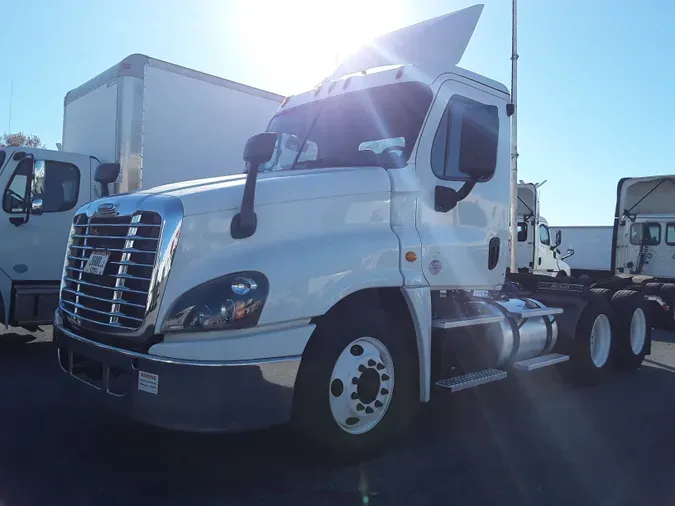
[232,0,404,94]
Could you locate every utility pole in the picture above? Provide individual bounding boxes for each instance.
[509,0,519,274]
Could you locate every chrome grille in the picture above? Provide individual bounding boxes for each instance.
[60,212,162,330]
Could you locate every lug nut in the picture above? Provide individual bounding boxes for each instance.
[376,363,385,370]
[375,400,383,408]
[368,359,376,367]
[365,406,374,414]
[358,365,367,372]
[381,388,389,395]
[356,403,365,411]
[381,374,390,381]
[351,392,359,399]
[352,377,359,385]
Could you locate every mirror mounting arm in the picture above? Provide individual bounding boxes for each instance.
[230,161,259,239]
[434,180,476,213]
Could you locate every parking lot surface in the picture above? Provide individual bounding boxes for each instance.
[2,326,675,505]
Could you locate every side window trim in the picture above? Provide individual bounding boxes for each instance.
[539,224,551,246]
[430,93,499,183]
[2,159,81,215]
[2,159,32,214]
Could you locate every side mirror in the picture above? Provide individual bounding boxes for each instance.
[94,163,120,197]
[555,230,562,247]
[31,197,44,216]
[243,132,277,166]
[561,248,575,260]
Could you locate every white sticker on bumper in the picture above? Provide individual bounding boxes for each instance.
[138,371,159,395]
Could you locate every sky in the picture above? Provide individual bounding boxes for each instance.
[0,0,673,226]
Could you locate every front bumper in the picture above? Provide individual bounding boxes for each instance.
[54,323,302,432]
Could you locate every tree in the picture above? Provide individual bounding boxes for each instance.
[0,132,45,149]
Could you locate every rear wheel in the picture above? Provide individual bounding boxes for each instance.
[567,295,614,385]
[610,290,650,371]
[292,304,419,460]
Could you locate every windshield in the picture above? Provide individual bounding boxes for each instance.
[259,82,433,172]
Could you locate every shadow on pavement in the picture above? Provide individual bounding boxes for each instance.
[2,339,675,505]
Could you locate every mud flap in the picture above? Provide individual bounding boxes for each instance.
[0,269,10,327]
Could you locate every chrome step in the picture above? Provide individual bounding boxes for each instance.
[512,353,570,371]
[506,307,563,319]
[432,315,504,330]
[435,368,507,392]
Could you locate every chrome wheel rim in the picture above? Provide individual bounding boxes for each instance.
[328,336,394,435]
[630,308,647,355]
[590,314,612,368]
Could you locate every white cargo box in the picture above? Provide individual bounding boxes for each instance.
[62,54,283,193]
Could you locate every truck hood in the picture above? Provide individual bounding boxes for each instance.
[137,167,391,216]
[617,175,675,216]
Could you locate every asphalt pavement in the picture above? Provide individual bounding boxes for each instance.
[2,326,675,506]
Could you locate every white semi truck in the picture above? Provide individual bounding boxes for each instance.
[53,6,650,458]
[0,54,282,330]
[516,182,573,277]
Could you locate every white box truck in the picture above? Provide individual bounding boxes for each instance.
[549,225,613,277]
[0,54,283,329]
[54,6,650,460]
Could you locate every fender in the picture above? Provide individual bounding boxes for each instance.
[401,286,432,402]
[156,197,404,331]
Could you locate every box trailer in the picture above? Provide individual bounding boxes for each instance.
[549,226,613,277]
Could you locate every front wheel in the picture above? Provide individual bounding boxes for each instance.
[292,305,419,459]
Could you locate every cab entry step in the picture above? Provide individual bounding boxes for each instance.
[435,368,507,392]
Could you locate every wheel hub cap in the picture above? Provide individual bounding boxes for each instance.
[329,336,394,435]
[630,308,647,355]
[590,313,611,368]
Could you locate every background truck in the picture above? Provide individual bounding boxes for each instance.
[0,54,283,330]
[549,225,613,277]
[515,182,573,277]
[53,5,650,459]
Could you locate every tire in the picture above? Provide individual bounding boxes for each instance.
[292,304,419,460]
[590,288,614,303]
[643,282,662,296]
[610,290,650,371]
[566,294,615,385]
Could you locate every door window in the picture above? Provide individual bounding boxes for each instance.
[539,224,551,246]
[517,222,528,241]
[630,222,661,245]
[665,223,675,245]
[431,94,499,181]
[2,159,80,214]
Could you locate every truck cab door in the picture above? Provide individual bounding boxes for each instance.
[534,223,558,276]
[414,77,509,290]
[0,149,92,325]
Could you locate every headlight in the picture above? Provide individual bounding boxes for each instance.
[161,271,269,333]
